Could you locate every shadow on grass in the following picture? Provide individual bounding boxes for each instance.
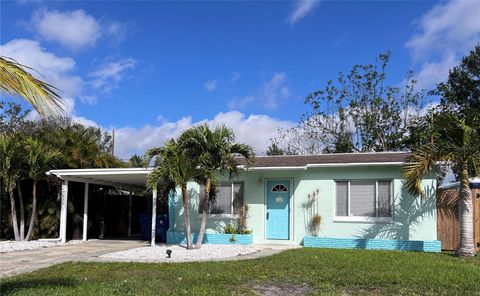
[0,277,78,295]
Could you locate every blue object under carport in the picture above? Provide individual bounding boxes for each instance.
[139,213,169,242]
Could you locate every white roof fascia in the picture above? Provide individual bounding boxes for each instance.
[46,168,154,189]
[306,162,404,168]
[243,162,404,171]
[56,175,126,188]
[243,166,305,171]
[47,168,154,176]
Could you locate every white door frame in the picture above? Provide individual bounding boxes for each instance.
[263,178,294,242]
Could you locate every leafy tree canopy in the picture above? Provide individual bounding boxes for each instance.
[272,52,427,155]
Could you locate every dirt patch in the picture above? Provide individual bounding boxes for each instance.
[248,281,313,296]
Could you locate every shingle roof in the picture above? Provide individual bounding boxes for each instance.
[236,152,410,168]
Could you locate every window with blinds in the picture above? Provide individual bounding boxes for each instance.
[335,180,392,218]
[199,182,244,215]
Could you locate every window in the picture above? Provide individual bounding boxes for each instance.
[335,180,392,219]
[199,182,244,215]
[271,184,288,192]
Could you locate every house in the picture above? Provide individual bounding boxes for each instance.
[47,151,440,252]
[166,152,440,252]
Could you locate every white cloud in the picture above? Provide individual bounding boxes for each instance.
[229,72,290,110]
[79,95,98,105]
[72,116,99,128]
[113,111,292,158]
[0,39,83,114]
[231,72,241,82]
[414,54,458,91]
[30,9,131,51]
[204,79,218,91]
[89,58,136,93]
[406,0,480,89]
[32,9,101,50]
[105,20,130,44]
[286,0,320,25]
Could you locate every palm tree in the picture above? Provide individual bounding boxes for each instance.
[36,118,119,169]
[61,125,116,168]
[129,154,149,168]
[180,124,255,249]
[24,138,61,241]
[147,140,201,249]
[0,134,24,241]
[403,111,480,256]
[0,56,63,116]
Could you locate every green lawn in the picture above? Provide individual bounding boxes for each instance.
[1,248,480,295]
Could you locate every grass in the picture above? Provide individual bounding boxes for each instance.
[1,248,480,295]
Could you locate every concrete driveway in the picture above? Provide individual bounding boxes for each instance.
[0,240,147,278]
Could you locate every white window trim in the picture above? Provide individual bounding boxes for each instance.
[334,180,393,223]
[202,181,244,217]
[333,216,393,223]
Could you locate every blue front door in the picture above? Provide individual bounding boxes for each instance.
[266,180,290,240]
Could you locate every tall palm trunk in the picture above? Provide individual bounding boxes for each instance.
[181,185,193,249]
[8,190,20,241]
[195,178,211,249]
[18,184,25,240]
[456,164,476,256]
[25,180,38,241]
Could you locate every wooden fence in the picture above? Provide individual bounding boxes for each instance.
[437,188,480,251]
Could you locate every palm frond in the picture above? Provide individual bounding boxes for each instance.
[0,56,64,116]
[146,167,164,192]
[402,146,441,197]
[230,143,256,167]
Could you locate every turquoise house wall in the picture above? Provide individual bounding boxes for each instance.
[168,165,437,245]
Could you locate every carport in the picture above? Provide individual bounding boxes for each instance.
[46,168,160,246]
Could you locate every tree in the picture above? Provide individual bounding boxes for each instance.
[0,134,24,241]
[266,142,284,156]
[23,138,61,241]
[272,52,426,154]
[0,56,63,116]
[128,154,149,168]
[179,124,255,249]
[404,45,480,256]
[33,117,120,169]
[436,45,480,119]
[147,140,201,249]
[403,111,480,256]
[0,103,125,240]
[0,102,30,135]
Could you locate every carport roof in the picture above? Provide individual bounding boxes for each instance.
[47,168,154,188]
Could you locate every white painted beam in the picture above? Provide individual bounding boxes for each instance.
[128,192,132,237]
[83,182,89,242]
[151,188,157,247]
[60,180,69,243]
[57,176,125,188]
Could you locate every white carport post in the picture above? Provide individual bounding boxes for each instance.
[151,187,157,247]
[60,180,69,243]
[128,192,132,237]
[83,182,89,242]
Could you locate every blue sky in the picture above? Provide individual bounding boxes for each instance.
[1,0,479,158]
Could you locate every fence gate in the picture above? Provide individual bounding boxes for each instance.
[437,187,480,251]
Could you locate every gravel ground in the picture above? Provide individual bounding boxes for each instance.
[0,240,82,253]
[100,244,260,261]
